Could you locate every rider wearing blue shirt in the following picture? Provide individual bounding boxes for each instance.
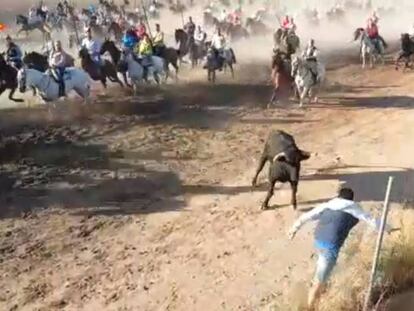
[5,36,23,69]
[288,187,393,309]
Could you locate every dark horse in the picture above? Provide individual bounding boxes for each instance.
[107,21,124,42]
[175,29,206,67]
[268,50,294,108]
[23,51,75,72]
[0,53,23,102]
[273,28,300,58]
[395,33,414,71]
[16,14,49,37]
[100,39,129,86]
[79,47,123,88]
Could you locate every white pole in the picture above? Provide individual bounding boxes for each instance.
[363,176,394,311]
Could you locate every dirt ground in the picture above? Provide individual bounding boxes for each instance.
[1,50,414,311]
[1,2,414,309]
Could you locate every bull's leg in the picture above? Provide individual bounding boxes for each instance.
[262,179,277,210]
[290,181,298,210]
[252,153,267,187]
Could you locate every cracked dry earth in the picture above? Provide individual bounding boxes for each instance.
[1,59,414,311]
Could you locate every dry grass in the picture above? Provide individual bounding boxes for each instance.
[318,209,414,311]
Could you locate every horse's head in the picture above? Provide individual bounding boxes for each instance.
[175,29,185,43]
[353,28,364,41]
[78,47,90,59]
[401,33,410,41]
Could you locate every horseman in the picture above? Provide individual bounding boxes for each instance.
[184,16,196,48]
[366,18,383,54]
[135,33,153,80]
[81,28,103,67]
[136,21,147,40]
[57,1,66,17]
[153,23,165,56]
[28,6,43,27]
[194,25,207,45]
[302,39,319,84]
[49,40,70,97]
[122,27,139,52]
[280,15,296,40]
[5,35,23,69]
[211,27,226,69]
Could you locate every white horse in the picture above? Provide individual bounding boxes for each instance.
[17,67,91,103]
[291,56,325,107]
[353,28,385,68]
[119,52,166,94]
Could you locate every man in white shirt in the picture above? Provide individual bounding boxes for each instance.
[302,39,319,84]
[288,187,394,310]
[81,28,102,65]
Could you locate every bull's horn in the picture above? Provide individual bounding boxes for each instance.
[273,152,286,162]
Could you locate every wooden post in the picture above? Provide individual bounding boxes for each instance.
[362,176,394,311]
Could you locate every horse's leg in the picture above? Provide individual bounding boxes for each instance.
[122,72,131,87]
[229,63,234,79]
[8,88,24,103]
[101,77,107,89]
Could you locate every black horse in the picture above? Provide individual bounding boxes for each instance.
[107,21,124,42]
[79,47,123,88]
[395,33,414,71]
[23,51,75,72]
[0,53,23,102]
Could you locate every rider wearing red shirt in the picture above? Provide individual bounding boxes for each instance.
[281,15,290,29]
[366,19,378,39]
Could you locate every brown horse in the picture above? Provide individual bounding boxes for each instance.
[79,47,123,88]
[268,50,294,108]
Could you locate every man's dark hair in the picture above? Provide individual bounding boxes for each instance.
[338,187,354,200]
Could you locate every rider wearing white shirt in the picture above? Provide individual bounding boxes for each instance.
[194,26,207,44]
[81,28,102,65]
[302,39,319,83]
[211,29,226,50]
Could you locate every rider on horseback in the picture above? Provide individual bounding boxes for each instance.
[194,25,207,45]
[49,40,69,97]
[135,33,153,80]
[122,28,139,52]
[152,23,165,56]
[81,28,103,68]
[211,28,226,69]
[366,15,387,53]
[302,39,319,84]
[280,15,296,40]
[28,6,43,27]
[184,16,196,46]
[5,36,23,69]
[136,21,147,39]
